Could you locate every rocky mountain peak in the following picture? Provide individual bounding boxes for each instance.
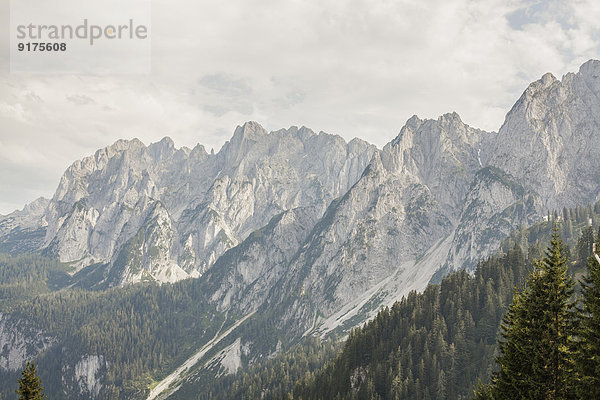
[21,197,49,216]
[270,125,316,141]
[150,136,175,149]
[347,137,372,154]
[438,111,462,123]
[103,138,146,156]
[390,112,484,156]
[297,126,316,139]
[147,137,176,161]
[503,72,558,123]
[578,59,600,93]
[490,59,600,210]
[540,72,557,86]
[190,143,209,158]
[578,58,600,76]
[231,121,268,142]
[220,121,270,167]
[381,112,491,221]
[7,121,377,286]
[405,114,423,129]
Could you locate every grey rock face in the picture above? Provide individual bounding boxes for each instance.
[271,114,489,333]
[443,167,541,272]
[0,313,56,372]
[203,206,323,314]
[4,123,375,286]
[61,355,107,399]
[447,59,600,274]
[491,60,600,210]
[209,61,600,336]
[386,112,492,219]
[0,197,48,253]
[3,60,600,343]
[199,113,491,337]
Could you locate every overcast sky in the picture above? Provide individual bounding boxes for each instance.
[1,0,599,214]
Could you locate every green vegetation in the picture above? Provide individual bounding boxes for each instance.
[16,361,45,400]
[0,253,70,304]
[171,336,339,399]
[575,245,600,398]
[476,228,577,399]
[0,258,226,399]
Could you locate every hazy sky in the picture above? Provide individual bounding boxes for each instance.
[1,0,599,214]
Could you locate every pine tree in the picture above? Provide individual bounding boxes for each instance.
[575,251,600,398]
[576,226,594,261]
[479,228,577,399]
[16,361,45,400]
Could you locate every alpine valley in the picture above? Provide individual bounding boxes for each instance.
[1,60,600,399]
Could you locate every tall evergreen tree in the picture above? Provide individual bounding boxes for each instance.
[479,228,577,399]
[575,250,600,399]
[576,226,595,261]
[16,361,45,400]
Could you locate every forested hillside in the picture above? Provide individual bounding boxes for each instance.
[0,253,69,303]
[293,246,530,399]
[170,336,340,399]
[0,259,228,399]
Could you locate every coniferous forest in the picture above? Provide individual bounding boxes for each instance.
[473,227,599,399]
[293,245,531,399]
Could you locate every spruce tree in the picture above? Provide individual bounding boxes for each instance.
[480,228,577,399]
[575,252,600,398]
[576,226,595,261]
[16,361,45,400]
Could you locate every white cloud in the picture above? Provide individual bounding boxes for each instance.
[1,0,599,214]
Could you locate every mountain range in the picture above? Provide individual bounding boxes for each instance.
[1,59,600,399]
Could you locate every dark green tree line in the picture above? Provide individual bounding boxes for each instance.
[575,249,600,399]
[477,228,577,399]
[476,226,600,400]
